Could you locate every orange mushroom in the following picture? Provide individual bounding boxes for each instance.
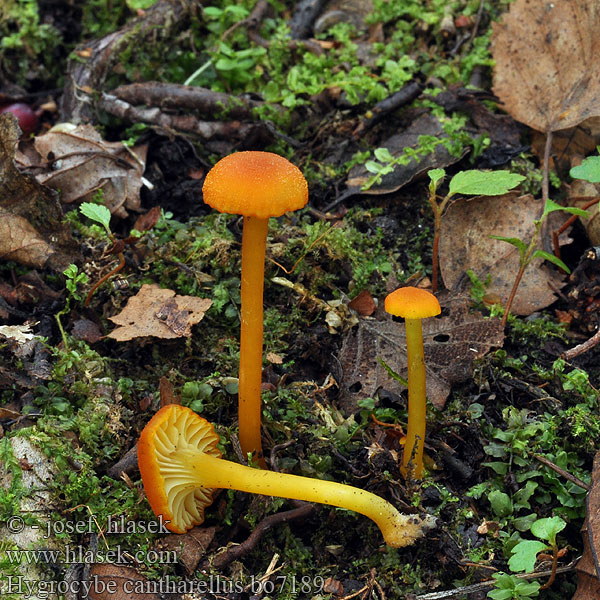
[138,404,435,546]
[203,152,308,467]
[384,287,441,479]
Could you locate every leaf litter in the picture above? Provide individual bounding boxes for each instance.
[491,0,600,133]
[0,114,78,270]
[17,122,147,218]
[439,193,569,315]
[338,293,504,413]
[108,284,212,341]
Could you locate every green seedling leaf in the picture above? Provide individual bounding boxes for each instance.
[80,202,112,233]
[365,160,384,174]
[489,573,540,600]
[508,539,548,573]
[570,155,600,183]
[448,170,526,197]
[530,516,566,545]
[489,235,528,256]
[489,489,513,518]
[374,147,394,162]
[541,197,589,220]
[428,168,446,193]
[531,250,571,274]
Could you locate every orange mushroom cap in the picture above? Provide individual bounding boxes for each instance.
[384,287,441,319]
[137,405,222,533]
[202,151,308,219]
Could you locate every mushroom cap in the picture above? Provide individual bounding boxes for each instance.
[384,287,441,319]
[202,151,308,219]
[137,404,222,533]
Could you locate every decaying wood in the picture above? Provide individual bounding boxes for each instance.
[111,82,264,119]
[61,0,196,123]
[99,92,271,141]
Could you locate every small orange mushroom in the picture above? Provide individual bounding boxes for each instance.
[384,287,441,479]
[203,152,308,467]
[138,404,435,546]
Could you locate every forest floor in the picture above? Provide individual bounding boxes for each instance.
[1,0,600,599]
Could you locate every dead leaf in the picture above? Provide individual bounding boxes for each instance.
[159,376,180,407]
[88,564,162,600]
[133,206,161,233]
[530,117,600,175]
[439,193,567,315]
[574,450,600,600]
[348,289,376,316]
[71,318,103,343]
[0,323,37,344]
[0,114,79,270]
[343,113,469,197]
[569,179,600,246]
[157,526,216,576]
[491,0,600,132]
[338,293,504,413]
[108,284,212,341]
[20,123,147,218]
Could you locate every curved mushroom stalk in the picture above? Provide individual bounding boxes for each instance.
[138,405,435,547]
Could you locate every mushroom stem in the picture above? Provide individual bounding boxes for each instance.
[239,215,269,467]
[403,317,426,479]
[177,448,428,548]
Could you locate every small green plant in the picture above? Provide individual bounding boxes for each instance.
[489,197,587,327]
[508,516,566,573]
[56,264,90,349]
[427,168,526,293]
[79,202,112,238]
[569,148,600,183]
[488,573,540,600]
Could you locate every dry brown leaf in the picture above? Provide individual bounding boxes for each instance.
[19,123,147,218]
[157,526,216,576]
[88,564,162,600]
[0,114,79,270]
[569,179,600,246]
[344,113,469,196]
[439,193,567,315]
[491,0,600,132]
[338,293,504,413]
[108,284,212,341]
[574,450,600,600]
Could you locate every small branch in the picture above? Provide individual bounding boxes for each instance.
[207,503,315,570]
[414,563,577,599]
[534,454,590,491]
[563,328,600,360]
[542,130,553,204]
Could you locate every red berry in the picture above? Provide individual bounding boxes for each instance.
[0,102,38,134]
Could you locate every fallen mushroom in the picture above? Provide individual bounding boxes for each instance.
[138,404,435,547]
[202,151,308,467]
[384,287,441,479]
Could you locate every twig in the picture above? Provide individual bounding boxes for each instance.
[534,454,590,491]
[208,503,315,569]
[414,563,577,599]
[542,130,553,205]
[562,328,600,361]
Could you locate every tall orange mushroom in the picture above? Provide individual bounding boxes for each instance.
[385,287,440,479]
[203,152,308,467]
